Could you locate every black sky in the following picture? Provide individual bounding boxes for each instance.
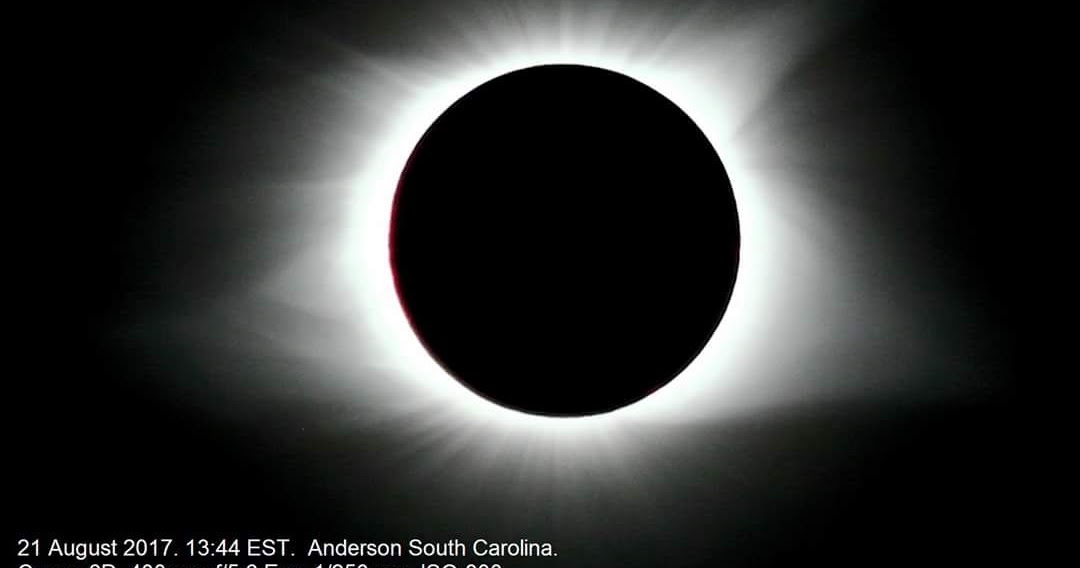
[12,1,1037,565]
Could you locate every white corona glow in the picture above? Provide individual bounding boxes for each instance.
[319,0,850,448]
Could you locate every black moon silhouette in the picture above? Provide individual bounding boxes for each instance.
[390,64,739,417]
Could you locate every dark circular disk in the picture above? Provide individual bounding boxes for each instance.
[390,64,739,417]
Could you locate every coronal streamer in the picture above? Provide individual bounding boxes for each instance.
[249,0,958,466]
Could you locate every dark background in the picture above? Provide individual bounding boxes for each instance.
[13,1,1038,565]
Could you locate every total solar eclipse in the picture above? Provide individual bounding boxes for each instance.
[390,64,739,417]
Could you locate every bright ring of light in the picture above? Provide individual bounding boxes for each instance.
[335,3,838,442]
